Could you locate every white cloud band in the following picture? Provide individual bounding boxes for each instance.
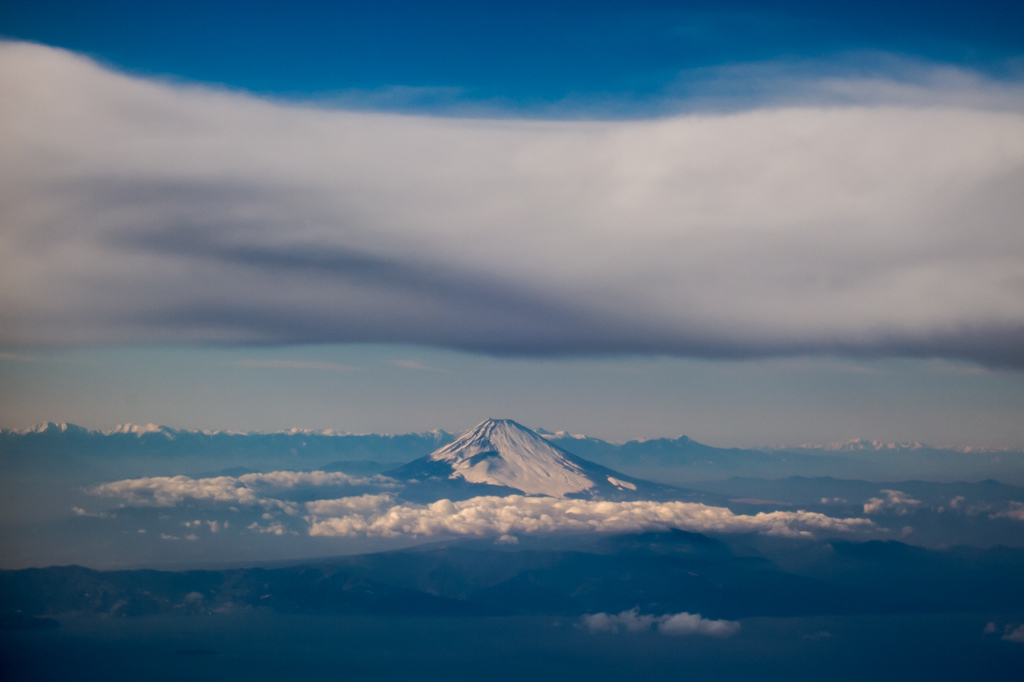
[89,471,875,539]
[304,494,875,539]
[89,471,396,510]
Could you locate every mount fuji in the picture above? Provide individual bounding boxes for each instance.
[388,419,702,502]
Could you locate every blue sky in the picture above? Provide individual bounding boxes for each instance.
[0,1,1022,445]
[4,0,1023,106]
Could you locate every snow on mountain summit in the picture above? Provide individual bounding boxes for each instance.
[428,419,596,497]
[389,418,703,502]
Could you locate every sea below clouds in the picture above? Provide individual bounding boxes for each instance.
[3,612,1024,681]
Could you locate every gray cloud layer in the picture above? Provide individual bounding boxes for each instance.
[3,42,1024,365]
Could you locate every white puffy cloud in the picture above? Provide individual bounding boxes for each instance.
[583,609,663,633]
[92,475,261,507]
[306,494,398,515]
[659,612,742,637]
[582,608,740,637]
[2,42,1024,366]
[863,490,922,515]
[305,494,875,540]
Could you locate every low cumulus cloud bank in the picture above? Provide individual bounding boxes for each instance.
[2,42,1024,365]
[88,471,876,540]
[582,608,741,637]
[304,494,875,539]
[89,474,875,539]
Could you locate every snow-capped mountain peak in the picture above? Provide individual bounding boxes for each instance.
[804,438,930,452]
[427,419,595,497]
[103,423,178,438]
[11,421,89,435]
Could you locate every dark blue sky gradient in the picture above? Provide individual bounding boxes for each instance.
[2,0,1022,102]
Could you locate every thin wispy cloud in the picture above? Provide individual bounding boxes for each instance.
[0,352,41,362]
[233,359,360,371]
[662,53,1024,114]
[2,42,1023,367]
[392,359,441,371]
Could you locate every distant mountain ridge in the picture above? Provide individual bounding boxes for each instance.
[2,421,1023,485]
[0,423,455,485]
[540,434,1024,486]
[3,421,452,440]
[4,421,1014,455]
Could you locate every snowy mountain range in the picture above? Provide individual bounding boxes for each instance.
[3,421,451,440]
[3,419,1023,485]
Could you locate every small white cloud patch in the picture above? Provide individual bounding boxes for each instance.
[247,521,292,536]
[991,501,1024,521]
[1003,625,1024,643]
[607,477,637,491]
[582,608,740,637]
[863,490,922,515]
[72,507,113,518]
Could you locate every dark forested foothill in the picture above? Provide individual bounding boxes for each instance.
[5,531,1024,621]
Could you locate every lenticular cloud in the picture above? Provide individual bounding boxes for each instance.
[2,42,1024,366]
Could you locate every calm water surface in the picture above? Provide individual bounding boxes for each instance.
[3,613,1023,681]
